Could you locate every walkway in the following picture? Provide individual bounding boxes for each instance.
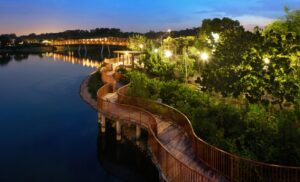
[53,37,128,46]
[98,69,221,182]
[97,68,300,182]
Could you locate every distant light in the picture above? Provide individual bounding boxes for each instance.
[211,32,220,42]
[154,48,158,53]
[167,29,172,33]
[264,58,270,64]
[164,50,172,58]
[200,52,209,61]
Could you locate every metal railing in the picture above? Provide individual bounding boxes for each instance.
[117,85,300,182]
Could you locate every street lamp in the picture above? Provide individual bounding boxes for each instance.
[263,58,270,65]
[211,32,220,43]
[200,52,209,62]
[164,50,172,58]
[139,44,144,49]
[161,29,172,56]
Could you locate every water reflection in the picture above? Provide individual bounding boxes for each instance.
[0,53,12,66]
[0,52,102,68]
[97,123,159,182]
[46,52,102,68]
[0,53,41,66]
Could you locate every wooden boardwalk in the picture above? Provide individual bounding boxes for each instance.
[98,70,221,182]
[97,69,300,182]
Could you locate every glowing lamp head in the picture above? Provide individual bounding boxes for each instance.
[200,52,209,62]
[211,32,220,42]
[264,58,270,65]
[164,50,173,58]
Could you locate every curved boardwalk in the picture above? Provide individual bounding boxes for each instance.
[97,69,300,182]
[98,69,218,182]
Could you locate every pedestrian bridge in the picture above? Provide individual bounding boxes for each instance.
[52,37,128,46]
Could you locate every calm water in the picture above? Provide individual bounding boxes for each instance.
[0,54,158,182]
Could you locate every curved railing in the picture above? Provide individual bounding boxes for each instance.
[97,73,216,182]
[118,84,300,182]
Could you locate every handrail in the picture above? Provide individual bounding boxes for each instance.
[53,37,129,46]
[97,72,216,182]
[117,84,300,182]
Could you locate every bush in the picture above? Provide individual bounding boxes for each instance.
[126,71,300,165]
[87,71,103,99]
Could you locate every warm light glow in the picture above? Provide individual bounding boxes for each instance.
[164,50,172,58]
[139,44,144,49]
[125,51,129,56]
[211,32,220,42]
[154,48,158,53]
[200,52,209,61]
[264,58,270,64]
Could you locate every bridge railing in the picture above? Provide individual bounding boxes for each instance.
[97,82,215,182]
[117,84,300,182]
[52,37,129,46]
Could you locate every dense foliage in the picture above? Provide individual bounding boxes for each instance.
[87,70,103,99]
[126,71,300,166]
[264,8,300,35]
[124,10,300,166]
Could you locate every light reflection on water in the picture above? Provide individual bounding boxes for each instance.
[0,54,158,182]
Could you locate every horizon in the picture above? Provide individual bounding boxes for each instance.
[1,0,299,36]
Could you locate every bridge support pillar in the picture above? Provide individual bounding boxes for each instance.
[136,125,141,139]
[136,125,141,145]
[97,112,102,124]
[116,121,122,141]
[101,115,106,133]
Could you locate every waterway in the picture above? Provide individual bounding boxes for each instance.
[0,53,159,182]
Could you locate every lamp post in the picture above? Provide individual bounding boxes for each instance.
[160,29,171,57]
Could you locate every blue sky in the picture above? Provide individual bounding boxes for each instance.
[0,0,299,35]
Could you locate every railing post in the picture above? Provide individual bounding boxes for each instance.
[136,125,141,145]
[116,120,122,141]
[230,156,234,181]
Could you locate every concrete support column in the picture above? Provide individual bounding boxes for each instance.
[97,112,102,124]
[136,125,141,145]
[116,121,122,141]
[136,125,141,140]
[101,115,106,133]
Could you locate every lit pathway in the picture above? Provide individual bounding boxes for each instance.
[98,69,225,182]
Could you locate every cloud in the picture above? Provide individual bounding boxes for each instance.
[232,15,275,30]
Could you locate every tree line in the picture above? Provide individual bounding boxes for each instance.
[0,27,199,48]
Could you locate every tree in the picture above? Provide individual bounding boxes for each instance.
[0,34,16,47]
[200,19,259,97]
[128,34,147,51]
[264,8,300,36]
